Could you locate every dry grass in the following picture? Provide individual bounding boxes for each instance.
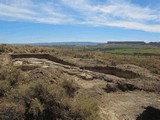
[0,44,55,53]
[0,44,159,119]
[1,44,159,74]
[0,63,99,120]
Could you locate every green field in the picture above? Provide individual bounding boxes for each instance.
[80,45,160,56]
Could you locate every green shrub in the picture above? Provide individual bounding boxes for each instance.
[62,80,78,97]
[0,67,8,80]
[1,77,99,120]
[28,98,44,119]
[0,65,26,86]
[12,80,70,119]
[0,80,10,97]
[6,67,25,86]
[0,102,25,120]
[10,80,99,120]
[71,94,99,120]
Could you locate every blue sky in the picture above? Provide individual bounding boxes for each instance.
[0,0,160,43]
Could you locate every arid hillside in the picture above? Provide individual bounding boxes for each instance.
[0,45,160,120]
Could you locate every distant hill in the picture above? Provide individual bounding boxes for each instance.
[107,41,146,45]
[25,42,101,46]
[148,42,160,47]
[5,41,160,47]
[101,41,160,47]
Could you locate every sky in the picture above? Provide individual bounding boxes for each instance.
[0,0,160,43]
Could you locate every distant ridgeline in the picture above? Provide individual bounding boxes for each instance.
[107,41,146,45]
[107,41,160,46]
[148,42,160,47]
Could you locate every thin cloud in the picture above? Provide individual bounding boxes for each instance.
[0,0,160,33]
[0,0,75,24]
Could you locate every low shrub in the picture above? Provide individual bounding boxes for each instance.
[71,94,99,120]
[62,80,78,97]
[8,79,99,120]
[0,80,10,97]
[28,98,44,120]
[0,65,99,120]
[0,102,25,120]
[6,67,25,85]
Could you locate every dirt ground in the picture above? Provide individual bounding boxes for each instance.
[8,54,160,120]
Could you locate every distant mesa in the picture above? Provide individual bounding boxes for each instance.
[107,41,146,45]
[148,42,160,47]
[106,41,160,47]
